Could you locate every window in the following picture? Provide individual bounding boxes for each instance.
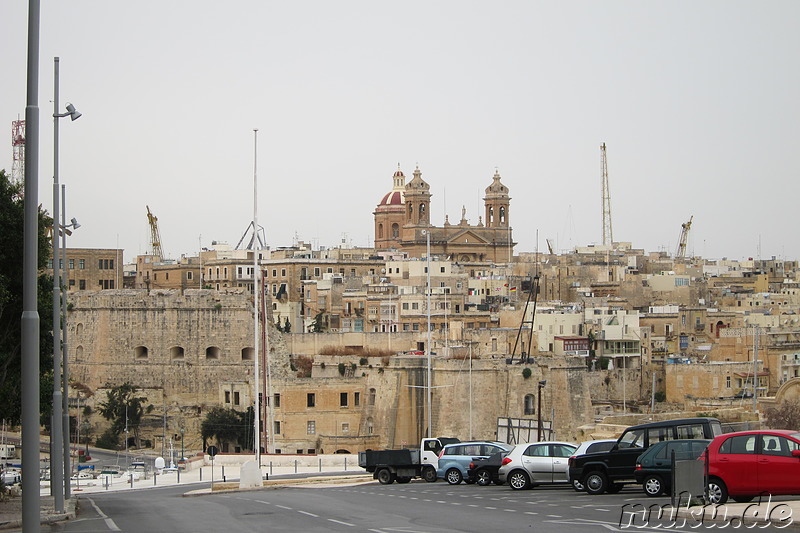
[281,268,286,277]
[79,280,86,290]
[170,346,184,360]
[69,279,75,287]
[760,435,799,457]
[69,259,74,269]
[272,269,277,277]
[79,259,85,269]
[719,435,757,454]
[524,444,550,457]
[187,271,193,280]
[274,393,281,408]
[354,392,360,406]
[274,421,281,435]
[340,392,348,407]
[307,421,316,435]
[233,391,240,405]
[676,424,705,439]
[440,266,445,273]
[367,417,374,434]
[618,429,645,449]
[342,423,350,434]
[726,376,731,388]
[369,388,376,406]
[314,267,320,277]
[307,393,316,408]
[225,391,231,403]
[524,394,535,415]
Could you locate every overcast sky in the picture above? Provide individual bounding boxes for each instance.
[2,1,798,265]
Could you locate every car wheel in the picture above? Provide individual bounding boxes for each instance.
[475,469,493,486]
[707,477,729,505]
[508,470,531,490]
[572,478,585,492]
[377,468,394,485]
[583,471,608,495]
[422,466,437,483]
[445,468,463,485]
[644,475,664,497]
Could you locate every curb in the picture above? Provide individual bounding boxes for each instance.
[182,474,374,496]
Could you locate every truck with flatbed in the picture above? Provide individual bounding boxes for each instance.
[359,437,459,484]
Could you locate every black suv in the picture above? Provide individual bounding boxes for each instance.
[567,417,723,495]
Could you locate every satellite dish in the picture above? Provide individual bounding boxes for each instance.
[154,457,165,470]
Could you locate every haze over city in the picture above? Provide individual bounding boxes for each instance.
[2,1,798,263]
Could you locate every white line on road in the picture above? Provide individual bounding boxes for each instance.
[276,504,293,510]
[328,518,355,526]
[298,510,319,518]
[88,498,121,532]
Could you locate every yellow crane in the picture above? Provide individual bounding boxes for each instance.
[675,216,693,260]
[146,205,164,260]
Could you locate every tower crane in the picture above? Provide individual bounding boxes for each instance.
[600,143,613,247]
[675,216,693,260]
[146,205,164,260]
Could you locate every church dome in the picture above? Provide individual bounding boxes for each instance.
[376,166,406,209]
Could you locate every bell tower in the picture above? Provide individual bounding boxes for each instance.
[404,166,431,226]
[484,169,510,228]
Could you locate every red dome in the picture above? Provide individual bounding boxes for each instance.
[379,191,403,206]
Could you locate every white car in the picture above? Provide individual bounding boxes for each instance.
[497,441,577,490]
[2,469,21,485]
[568,439,617,491]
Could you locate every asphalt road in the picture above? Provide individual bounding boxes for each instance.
[28,480,748,533]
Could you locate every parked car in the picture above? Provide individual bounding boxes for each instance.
[498,441,577,490]
[633,439,710,496]
[467,450,510,486]
[437,441,512,485]
[703,430,800,504]
[568,439,617,491]
[568,417,723,495]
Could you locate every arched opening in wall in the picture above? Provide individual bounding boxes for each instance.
[500,206,506,224]
[369,388,376,406]
[378,223,384,239]
[206,346,221,360]
[488,206,494,225]
[392,223,399,238]
[135,346,148,360]
[335,449,351,454]
[419,203,426,219]
[715,321,726,338]
[242,347,254,360]
[170,346,185,360]
[75,345,84,362]
[524,394,535,415]
[75,323,84,337]
[366,417,374,435]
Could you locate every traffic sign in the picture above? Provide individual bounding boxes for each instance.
[206,445,219,457]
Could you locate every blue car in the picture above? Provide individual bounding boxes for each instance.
[437,441,512,485]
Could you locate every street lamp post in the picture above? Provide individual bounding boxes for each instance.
[537,380,547,442]
[61,187,79,500]
[51,56,81,506]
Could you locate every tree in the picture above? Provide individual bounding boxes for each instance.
[0,169,54,425]
[200,406,253,452]
[765,400,800,430]
[97,382,153,448]
[309,311,326,333]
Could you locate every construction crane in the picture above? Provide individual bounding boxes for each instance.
[546,239,555,255]
[600,143,613,247]
[146,205,164,260]
[675,216,693,260]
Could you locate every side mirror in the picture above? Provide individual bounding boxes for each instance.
[791,449,800,458]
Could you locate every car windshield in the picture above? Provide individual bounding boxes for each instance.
[617,429,645,449]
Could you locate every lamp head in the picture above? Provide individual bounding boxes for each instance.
[70,217,81,230]
[65,103,82,121]
[538,380,547,387]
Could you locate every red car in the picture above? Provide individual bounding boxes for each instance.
[702,429,800,504]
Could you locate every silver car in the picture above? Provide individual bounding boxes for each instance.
[497,441,577,490]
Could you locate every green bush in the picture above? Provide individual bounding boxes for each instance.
[338,363,346,376]
[654,391,666,403]
[359,357,368,366]
[522,367,532,379]
[95,428,120,450]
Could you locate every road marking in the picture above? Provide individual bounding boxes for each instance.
[525,512,538,515]
[503,509,516,512]
[298,510,319,518]
[255,500,271,505]
[276,504,292,510]
[87,498,121,532]
[547,515,563,518]
[328,518,355,527]
[485,506,496,510]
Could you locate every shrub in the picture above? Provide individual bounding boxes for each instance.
[95,428,120,450]
[654,391,666,403]
[338,363,346,376]
[359,357,368,366]
[293,355,313,378]
[522,367,532,379]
